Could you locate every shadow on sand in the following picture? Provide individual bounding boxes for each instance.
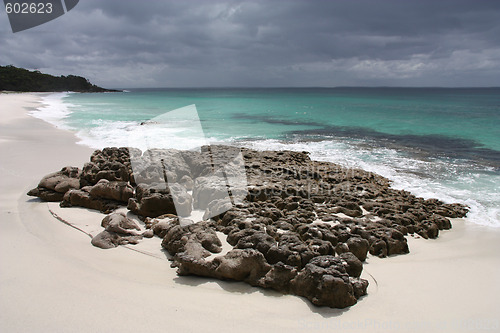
[173,274,356,318]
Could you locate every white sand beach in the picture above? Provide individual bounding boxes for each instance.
[1,93,499,332]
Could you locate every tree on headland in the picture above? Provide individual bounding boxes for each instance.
[0,65,119,92]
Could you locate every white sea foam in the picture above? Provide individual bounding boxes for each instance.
[29,92,75,130]
[74,119,220,152]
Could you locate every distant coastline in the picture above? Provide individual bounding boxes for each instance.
[0,65,120,93]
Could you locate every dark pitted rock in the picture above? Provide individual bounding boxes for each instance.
[335,242,350,256]
[266,233,314,268]
[28,146,471,309]
[89,179,134,203]
[370,239,388,258]
[175,248,271,287]
[231,229,276,256]
[27,187,65,202]
[81,160,131,185]
[90,147,140,166]
[339,252,363,278]
[297,224,324,241]
[333,201,363,217]
[346,236,370,261]
[290,255,367,308]
[150,215,178,238]
[307,239,335,256]
[173,252,217,277]
[384,229,410,255]
[162,224,188,255]
[428,214,452,230]
[386,236,410,255]
[261,206,284,221]
[415,221,439,239]
[61,187,121,213]
[219,207,247,226]
[81,147,137,186]
[351,277,369,299]
[437,203,468,218]
[260,262,298,291]
[128,183,192,217]
[27,166,81,201]
[161,221,222,256]
[212,249,271,284]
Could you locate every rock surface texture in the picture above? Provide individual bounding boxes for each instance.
[28,146,468,308]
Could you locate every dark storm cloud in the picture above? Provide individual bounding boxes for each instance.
[1,0,500,87]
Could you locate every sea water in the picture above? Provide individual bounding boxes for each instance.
[33,88,500,227]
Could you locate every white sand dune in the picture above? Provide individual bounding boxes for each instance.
[1,93,499,332]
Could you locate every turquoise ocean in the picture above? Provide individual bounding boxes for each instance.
[31,88,500,227]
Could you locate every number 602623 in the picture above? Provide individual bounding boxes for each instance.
[5,2,53,14]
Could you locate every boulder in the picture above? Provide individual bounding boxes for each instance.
[81,147,138,186]
[346,237,370,261]
[91,212,143,249]
[101,213,141,235]
[61,187,121,213]
[260,262,298,291]
[212,249,271,285]
[161,221,222,256]
[27,187,65,202]
[290,256,368,308]
[266,233,314,268]
[27,166,81,201]
[339,252,363,278]
[91,230,142,249]
[89,179,134,202]
[128,183,192,217]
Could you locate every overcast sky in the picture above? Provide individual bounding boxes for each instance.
[1,0,500,88]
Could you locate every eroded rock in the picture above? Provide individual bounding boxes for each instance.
[29,146,470,309]
[128,183,192,217]
[91,213,143,249]
[27,166,81,201]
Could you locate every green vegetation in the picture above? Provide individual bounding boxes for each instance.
[0,65,119,92]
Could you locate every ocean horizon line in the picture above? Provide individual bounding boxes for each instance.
[108,86,500,91]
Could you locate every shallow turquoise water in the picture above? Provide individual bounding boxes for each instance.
[64,88,500,152]
[33,88,500,227]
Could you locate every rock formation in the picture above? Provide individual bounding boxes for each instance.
[28,146,469,308]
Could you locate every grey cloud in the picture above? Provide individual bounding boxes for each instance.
[1,0,500,87]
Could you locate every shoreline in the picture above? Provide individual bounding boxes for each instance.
[30,90,499,229]
[1,93,500,332]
